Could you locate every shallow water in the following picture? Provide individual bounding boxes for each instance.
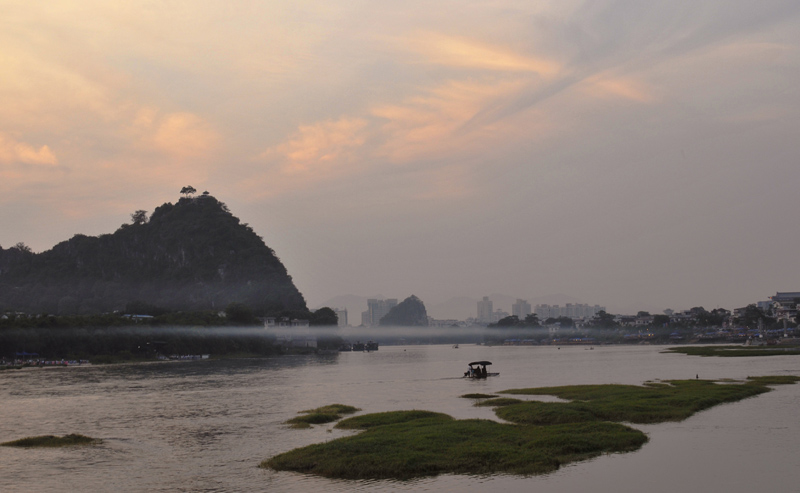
[1,344,799,492]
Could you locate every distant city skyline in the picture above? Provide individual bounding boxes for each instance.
[318,291,773,324]
[3,2,799,315]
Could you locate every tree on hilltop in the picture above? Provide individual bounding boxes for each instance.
[180,186,197,198]
[13,242,32,254]
[130,210,148,225]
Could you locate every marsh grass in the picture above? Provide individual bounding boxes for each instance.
[664,346,800,357]
[746,375,800,386]
[265,412,646,479]
[285,404,360,429]
[264,377,797,479]
[460,393,497,399]
[497,378,799,425]
[1,434,97,447]
[474,397,524,407]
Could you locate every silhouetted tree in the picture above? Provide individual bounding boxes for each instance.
[180,186,197,198]
[130,210,148,225]
[225,302,256,324]
[523,313,540,326]
[591,310,617,328]
[652,314,670,326]
[310,307,338,326]
[13,242,32,254]
[488,315,518,327]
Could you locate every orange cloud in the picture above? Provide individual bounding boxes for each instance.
[262,117,369,174]
[407,33,561,75]
[580,74,654,103]
[373,78,528,162]
[152,112,219,159]
[0,132,58,166]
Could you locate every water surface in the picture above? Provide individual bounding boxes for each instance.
[1,344,798,492]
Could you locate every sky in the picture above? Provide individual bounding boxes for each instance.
[2,1,799,316]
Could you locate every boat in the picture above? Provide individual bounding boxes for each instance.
[365,341,379,351]
[352,341,366,351]
[463,360,499,379]
[452,344,459,349]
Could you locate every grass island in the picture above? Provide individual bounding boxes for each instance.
[263,376,799,480]
[285,404,360,429]
[1,434,98,448]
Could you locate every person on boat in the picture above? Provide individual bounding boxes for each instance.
[481,365,487,378]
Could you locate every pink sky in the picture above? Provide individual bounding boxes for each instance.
[2,1,799,315]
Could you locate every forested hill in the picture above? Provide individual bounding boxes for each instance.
[0,194,307,316]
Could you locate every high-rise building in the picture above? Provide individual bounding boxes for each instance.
[334,308,348,327]
[535,303,606,320]
[477,296,493,324]
[512,299,531,319]
[361,298,398,326]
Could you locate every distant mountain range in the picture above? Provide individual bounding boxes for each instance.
[0,194,307,316]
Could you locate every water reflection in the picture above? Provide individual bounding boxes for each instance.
[1,345,799,492]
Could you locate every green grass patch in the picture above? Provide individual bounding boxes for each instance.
[285,404,360,429]
[745,375,800,386]
[2,434,98,447]
[664,346,800,357]
[460,393,498,399]
[301,404,359,415]
[335,410,449,430]
[496,378,791,424]
[474,397,524,407]
[264,376,796,479]
[265,413,646,479]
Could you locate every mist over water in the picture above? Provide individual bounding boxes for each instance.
[1,344,799,492]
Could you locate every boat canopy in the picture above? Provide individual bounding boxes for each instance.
[468,361,492,366]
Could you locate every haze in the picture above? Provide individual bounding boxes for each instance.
[2,1,799,316]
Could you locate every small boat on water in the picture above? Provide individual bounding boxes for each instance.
[453,344,459,349]
[463,360,499,379]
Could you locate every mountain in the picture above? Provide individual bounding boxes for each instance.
[379,295,428,326]
[0,194,307,316]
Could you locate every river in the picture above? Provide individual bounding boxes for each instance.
[1,344,799,492]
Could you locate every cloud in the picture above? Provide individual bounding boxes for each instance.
[0,132,58,166]
[262,117,369,174]
[151,112,219,159]
[579,73,654,103]
[407,33,561,75]
[373,78,530,162]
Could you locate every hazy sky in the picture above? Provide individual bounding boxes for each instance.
[2,1,799,315]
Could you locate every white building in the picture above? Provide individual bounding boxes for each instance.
[361,298,398,326]
[335,308,348,327]
[477,296,493,324]
[512,299,531,319]
[493,308,510,323]
[535,303,606,320]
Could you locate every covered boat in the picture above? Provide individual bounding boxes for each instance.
[464,360,499,378]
